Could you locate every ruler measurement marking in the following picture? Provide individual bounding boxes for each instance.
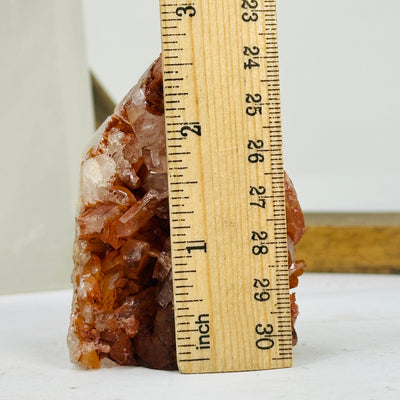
[160,3,195,6]
[176,299,203,303]
[175,270,197,274]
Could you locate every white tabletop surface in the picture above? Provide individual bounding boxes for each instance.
[1,273,399,400]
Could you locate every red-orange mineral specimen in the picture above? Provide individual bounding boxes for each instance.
[68,56,306,370]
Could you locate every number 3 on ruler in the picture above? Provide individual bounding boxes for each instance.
[176,6,196,17]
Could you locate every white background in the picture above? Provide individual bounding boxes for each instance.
[82,0,400,212]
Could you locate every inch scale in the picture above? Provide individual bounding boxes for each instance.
[160,0,291,373]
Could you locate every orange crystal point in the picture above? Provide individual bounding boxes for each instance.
[68,56,306,369]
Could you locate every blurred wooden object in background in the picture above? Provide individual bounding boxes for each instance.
[90,77,400,275]
[297,213,400,274]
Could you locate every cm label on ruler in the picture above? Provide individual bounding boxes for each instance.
[160,0,291,373]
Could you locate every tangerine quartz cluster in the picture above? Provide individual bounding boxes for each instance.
[68,56,306,370]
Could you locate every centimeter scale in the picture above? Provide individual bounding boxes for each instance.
[160,0,291,373]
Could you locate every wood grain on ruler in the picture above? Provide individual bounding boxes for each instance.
[160,0,291,373]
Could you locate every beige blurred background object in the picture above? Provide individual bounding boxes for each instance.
[297,213,400,274]
[0,0,93,294]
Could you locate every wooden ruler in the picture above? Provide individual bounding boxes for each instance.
[160,0,291,373]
